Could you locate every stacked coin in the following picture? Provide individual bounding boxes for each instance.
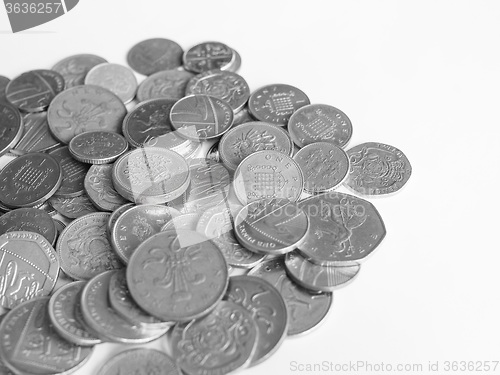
[0,37,412,374]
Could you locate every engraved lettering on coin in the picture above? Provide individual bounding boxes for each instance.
[297,192,386,265]
[0,208,57,245]
[345,142,412,196]
[288,104,353,148]
[186,70,250,112]
[68,131,128,164]
[248,84,310,126]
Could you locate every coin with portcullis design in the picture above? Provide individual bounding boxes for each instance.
[0,153,62,208]
[233,150,304,205]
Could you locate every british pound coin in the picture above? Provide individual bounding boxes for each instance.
[172,300,257,375]
[248,84,310,126]
[0,231,59,309]
[136,69,194,102]
[185,70,250,113]
[0,208,57,245]
[183,41,235,73]
[285,252,361,292]
[233,150,304,205]
[84,164,129,211]
[85,63,138,104]
[122,98,178,147]
[49,146,90,198]
[69,131,128,164]
[97,348,179,375]
[47,85,127,144]
[107,202,134,236]
[13,112,60,154]
[234,198,309,255]
[108,269,171,329]
[49,194,98,219]
[112,147,190,204]
[0,103,23,157]
[0,297,93,374]
[56,212,123,280]
[48,281,102,346]
[168,158,231,214]
[5,70,65,112]
[0,153,62,208]
[127,230,228,322]
[225,275,288,366]
[344,142,412,196]
[219,121,294,171]
[52,54,108,88]
[170,94,234,141]
[111,204,177,264]
[288,104,353,148]
[293,142,350,193]
[127,38,184,75]
[249,257,332,335]
[81,270,168,344]
[196,205,265,269]
[297,192,386,265]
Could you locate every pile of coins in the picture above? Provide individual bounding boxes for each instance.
[0,38,412,374]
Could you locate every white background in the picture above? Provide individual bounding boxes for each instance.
[1,1,500,374]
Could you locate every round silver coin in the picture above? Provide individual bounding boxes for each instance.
[81,270,168,344]
[248,84,310,126]
[127,38,184,75]
[234,198,309,255]
[97,348,179,375]
[344,142,412,196]
[248,257,333,335]
[219,121,294,171]
[285,251,361,292]
[111,204,178,264]
[69,131,128,164]
[170,94,234,141]
[84,164,129,211]
[183,41,235,73]
[111,147,191,204]
[47,85,127,144]
[136,69,194,102]
[293,142,350,193]
[49,193,98,219]
[185,70,250,113]
[288,104,353,148]
[172,300,258,375]
[48,281,102,346]
[225,275,288,366]
[6,70,65,113]
[127,230,228,322]
[52,54,108,88]
[85,63,138,104]
[233,150,304,205]
[297,192,386,266]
